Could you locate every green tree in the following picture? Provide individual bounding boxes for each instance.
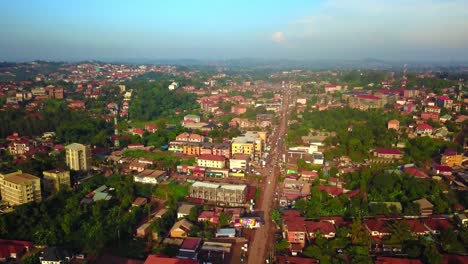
[274,239,290,253]
[270,210,281,222]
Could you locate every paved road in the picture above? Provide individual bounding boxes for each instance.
[248,87,291,264]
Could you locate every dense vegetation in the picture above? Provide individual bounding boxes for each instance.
[128,81,198,121]
[0,100,112,145]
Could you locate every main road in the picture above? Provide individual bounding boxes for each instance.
[248,86,291,264]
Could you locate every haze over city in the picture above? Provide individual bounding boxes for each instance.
[1,0,468,62]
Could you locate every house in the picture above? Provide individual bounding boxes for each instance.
[441,149,463,167]
[178,203,196,219]
[276,256,319,264]
[144,255,198,264]
[198,211,219,224]
[145,124,158,133]
[413,198,434,216]
[129,162,148,172]
[231,105,247,115]
[416,124,433,136]
[39,247,73,264]
[375,257,422,264]
[189,181,248,206]
[0,239,33,261]
[304,221,336,239]
[134,169,166,185]
[364,219,390,238]
[169,219,193,238]
[282,210,307,249]
[131,128,145,137]
[432,165,452,176]
[387,119,400,130]
[184,114,201,123]
[215,228,236,238]
[373,148,404,160]
[404,167,429,179]
[300,170,318,181]
[437,96,453,108]
[176,132,204,143]
[405,219,430,236]
[423,218,453,235]
[421,111,439,121]
[325,84,342,93]
[132,197,148,207]
[177,237,201,260]
[425,105,441,113]
[197,154,226,169]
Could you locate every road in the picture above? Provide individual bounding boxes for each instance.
[248,87,291,264]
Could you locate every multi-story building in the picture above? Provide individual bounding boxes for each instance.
[65,143,91,171]
[196,154,226,169]
[231,131,266,159]
[42,169,71,194]
[189,181,247,206]
[229,154,250,172]
[348,94,384,110]
[0,171,41,205]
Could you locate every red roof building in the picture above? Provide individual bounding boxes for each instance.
[375,257,422,264]
[144,255,198,264]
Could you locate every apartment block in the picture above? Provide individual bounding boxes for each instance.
[0,171,41,206]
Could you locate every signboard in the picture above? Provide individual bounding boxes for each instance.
[234,218,261,229]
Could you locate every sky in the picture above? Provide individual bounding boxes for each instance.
[1,0,468,62]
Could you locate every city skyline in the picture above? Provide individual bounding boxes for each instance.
[1,0,468,62]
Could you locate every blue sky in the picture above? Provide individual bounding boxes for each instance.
[1,0,467,61]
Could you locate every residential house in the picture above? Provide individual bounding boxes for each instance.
[437,96,453,108]
[421,111,439,121]
[177,237,201,260]
[184,114,201,123]
[145,124,158,133]
[441,149,463,167]
[304,221,336,239]
[178,203,196,219]
[375,257,422,264]
[39,247,73,264]
[176,132,204,143]
[134,169,166,185]
[169,219,193,238]
[132,197,148,207]
[416,124,433,136]
[215,228,236,238]
[387,119,400,130]
[425,105,441,113]
[144,255,197,264]
[413,198,434,216]
[423,218,453,235]
[131,128,145,137]
[197,211,219,224]
[364,219,390,238]
[0,239,33,261]
[373,148,404,160]
[129,162,148,172]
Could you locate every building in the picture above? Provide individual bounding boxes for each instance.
[189,181,247,206]
[413,198,434,216]
[441,149,463,167]
[387,119,400,130]
[134,169,166,185]
[197,154,226,169]
[65,143,91,171]
[0,171,41,206]
[178,203,196,219]
[178,237,201,260]
[437,96,453,108]
[349,94,384,110]
[184,114,201,123]
[176,132,204,143]
[144,255,198,264]
[0,239,33,261]
[231,131,265,159]
[42,169,71,194]
[170,219,193,238]
[229,154,250,172]
[39,247,73,264]
[373,148,404,160]
[416,124,433,136]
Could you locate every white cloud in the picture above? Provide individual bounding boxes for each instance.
[272,31,287,43]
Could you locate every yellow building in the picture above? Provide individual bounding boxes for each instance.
[65,143,91,171]
[441,149,463,167]
[231,131,265,159]
[43,169,71,194]
[0,171,41,206]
